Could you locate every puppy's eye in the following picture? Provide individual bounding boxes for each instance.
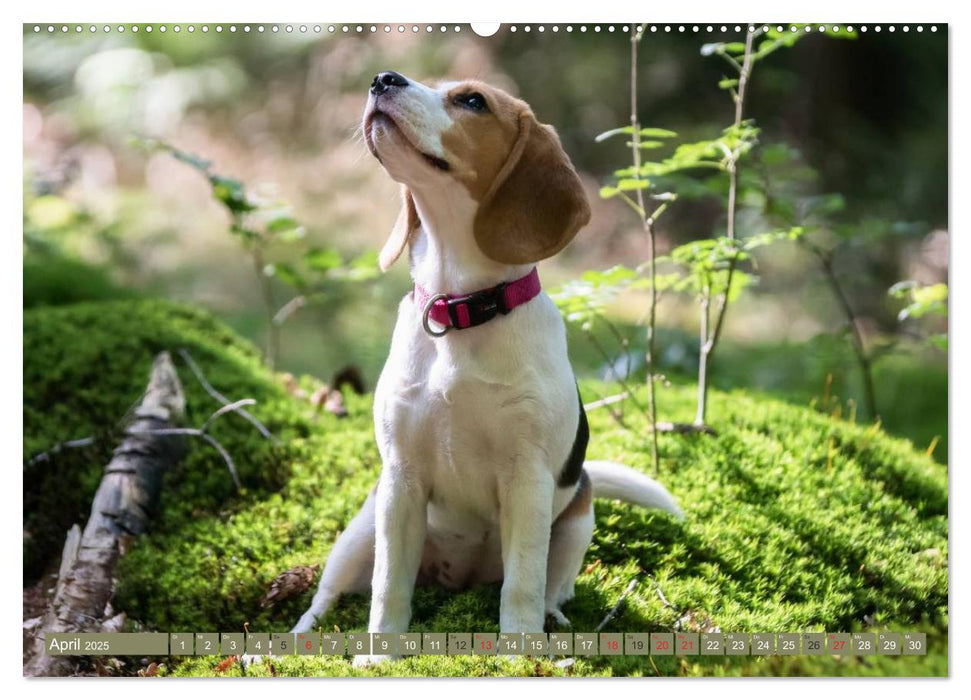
[455,92,489,112]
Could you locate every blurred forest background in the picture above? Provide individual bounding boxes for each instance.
[23,24,948,459]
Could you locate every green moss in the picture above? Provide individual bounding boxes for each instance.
[23,299,947,677]
[23,299,312,580]
[24,256,136,309]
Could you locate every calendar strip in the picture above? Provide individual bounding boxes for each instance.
[45,631,928,657]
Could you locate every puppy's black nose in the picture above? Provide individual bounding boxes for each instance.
[370,71,409,96]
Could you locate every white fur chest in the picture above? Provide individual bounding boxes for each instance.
[373,292,578,527]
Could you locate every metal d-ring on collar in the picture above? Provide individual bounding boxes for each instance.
[422,293,451,337]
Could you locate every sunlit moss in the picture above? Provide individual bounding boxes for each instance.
[24,299,947,677]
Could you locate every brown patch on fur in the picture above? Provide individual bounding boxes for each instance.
[554,469,592,525]
[438,81,590,264]
[439,82,524,201]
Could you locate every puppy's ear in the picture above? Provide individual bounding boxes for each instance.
[379,186,420,271]
[473,110,590,264]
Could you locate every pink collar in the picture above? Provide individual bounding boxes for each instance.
[413,267,541,336]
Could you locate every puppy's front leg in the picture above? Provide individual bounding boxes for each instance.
[498,467,554,633]
[362,467,426,659]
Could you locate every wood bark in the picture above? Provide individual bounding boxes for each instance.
[25,352,187,676]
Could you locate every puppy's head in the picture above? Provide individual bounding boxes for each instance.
[363,71,591,270]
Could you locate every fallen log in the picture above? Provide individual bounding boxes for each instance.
[25,352,187,677]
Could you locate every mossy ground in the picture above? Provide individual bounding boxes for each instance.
[23,299,948,677]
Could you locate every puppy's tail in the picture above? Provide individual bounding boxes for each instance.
[584,460,684,520]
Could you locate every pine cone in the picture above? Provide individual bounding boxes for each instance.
[260,564,320,608]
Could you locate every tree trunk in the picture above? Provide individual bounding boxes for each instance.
[24,352,187,677]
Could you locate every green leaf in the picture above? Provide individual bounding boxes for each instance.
[596,126,676,143]
[136,138,213,174]
[616,178,651,192]
[718,78,740,90]
[599,185,620,199]
[888,280,918,299]
[345,250,380,280]
[210,175,256,214]
[726,269,754,302]
[267,214,300,234]
[304,247,344,272]
[668,236,746,274]
[229,224,261,242]
[817,193,847,216]
[911,283,948,315]
[551,265,644,326]
[632,140,665,150]
[753,30,803,61]
[268,262,307,290]
[817,24,859,39]
[761,143,795,167]
[580,265,639,286]
[170,148,212,173]
[890,281,948,321]
[743,227,805,250]
[639,128,678,138]
[26,195,78,230]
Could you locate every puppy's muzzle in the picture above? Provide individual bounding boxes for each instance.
[370,71,409,96]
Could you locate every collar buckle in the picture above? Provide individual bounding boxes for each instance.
[446,282,510,329]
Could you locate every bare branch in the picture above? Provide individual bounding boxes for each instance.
[273,295,308,326]
[628,24,661,475]
[201,398,258,433]
[25,437,95,468]
[584,392,629,411]
[646,574,680,613]
[198,432,242,490]
[584,328,647,416]
[695,28,756,425]
[595,578,639,632]
[130,427,242,491]
[178,349,280,444]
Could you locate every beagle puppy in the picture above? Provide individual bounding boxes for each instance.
[285,72,682,664]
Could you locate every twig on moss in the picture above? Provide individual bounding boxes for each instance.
[655,421,717,436]
[132,428,242,490]
[201,398,258,432]
[583,386,628,429]
[24,437,96,468]
[130,397,257,491]
[646,574,679,613]
[595,578,639,632]
[583,328,647,417]
[132,356,281,491]
[178,349,280,444]
[583,392,629,412]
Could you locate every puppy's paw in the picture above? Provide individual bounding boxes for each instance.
[545,608,572,631]
[352,653,395,668]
